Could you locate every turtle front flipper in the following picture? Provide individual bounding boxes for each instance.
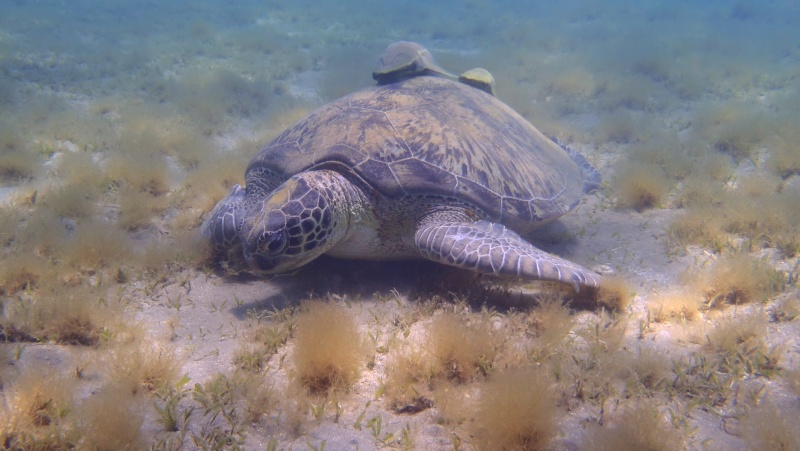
[414,220,601,291]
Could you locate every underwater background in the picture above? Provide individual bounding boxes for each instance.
[1,1,800,449]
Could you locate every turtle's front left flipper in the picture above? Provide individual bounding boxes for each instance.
[414,220,601,291]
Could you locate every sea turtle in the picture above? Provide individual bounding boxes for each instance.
[373,41,455,84]
[203,47,602,292]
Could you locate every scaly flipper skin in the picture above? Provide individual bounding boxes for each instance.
[414,220,600,291]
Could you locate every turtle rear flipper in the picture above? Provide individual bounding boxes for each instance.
[551,138,601,194]
[566,149,601,194]
[414,220,601,291]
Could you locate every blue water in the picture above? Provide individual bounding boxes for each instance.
[3,1,797,115]
[1,0,799,202]
[2,3,800,449]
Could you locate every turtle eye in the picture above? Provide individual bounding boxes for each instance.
[261,230,287,255]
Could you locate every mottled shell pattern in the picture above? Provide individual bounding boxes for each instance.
[245,75,589,233]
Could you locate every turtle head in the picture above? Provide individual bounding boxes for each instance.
[240,176,336,274]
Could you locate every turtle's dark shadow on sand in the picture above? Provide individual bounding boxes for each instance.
[224,225,599,320]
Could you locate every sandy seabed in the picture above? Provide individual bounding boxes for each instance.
[1,1,799,449]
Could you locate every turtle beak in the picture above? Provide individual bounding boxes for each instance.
[247,253,278,272]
